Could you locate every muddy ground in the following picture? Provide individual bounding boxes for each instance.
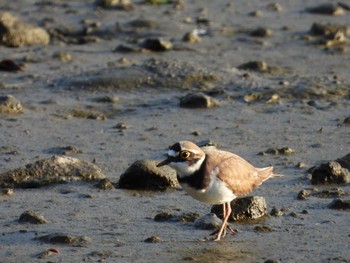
[0,0,349,262]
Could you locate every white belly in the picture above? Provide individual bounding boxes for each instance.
[180,176,236,205]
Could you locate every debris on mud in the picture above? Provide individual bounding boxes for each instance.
[258,147,295,156]
[297,188,349,200]
[0,156,105,188]
[118,160,179,190]
[211,196,267,221]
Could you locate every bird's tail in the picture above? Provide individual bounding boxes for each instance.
[256,166,283,182]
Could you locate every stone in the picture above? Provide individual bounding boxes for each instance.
[0,12,50,47]
[306,3,346,16]
[142,38,173,51]
[19,210,48,224]
[94,178,115,190]
[328,199,350,210]
[211,196,267,221]
[144,236,162,243]
[0,95,23,114]
[37,233,91,244]
[118,160,179,191]
[311,156,350,185]
[0,59,24,72]
[0,156,105,188]
[179,93,217,108]
[194,213,222,230]
[154,212,173,222]
[258,147,295,156]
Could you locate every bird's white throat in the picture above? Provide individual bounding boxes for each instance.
[169,155,205,177]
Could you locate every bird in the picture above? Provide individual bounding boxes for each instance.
[157,141,281,241]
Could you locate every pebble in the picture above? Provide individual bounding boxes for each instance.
[306,3,346,16]
[179,93,217,108]
[94,178,115,190]
[118,160,179,190]
[18,210,48,224]
[154,212,173,222]
[142,38,173,51]
[250,27,273,37]
[144,236,162,243]
[254,225,273,233]
[183,31,202,43]
[0,95,23,114]
[0,59,24,72]
[258,147,295,156]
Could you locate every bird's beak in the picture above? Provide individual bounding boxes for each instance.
[157,157,172,167]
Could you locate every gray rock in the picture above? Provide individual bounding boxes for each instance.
[0,12,50,47]
[95,178,115,190]
[311,154,350,185]
[0,95,23,114]
[118,160,179,191]
[19,210,48,224]
[194,213,222,230]
[37,233,91,244]
[211,196,267,221]
[180,93,217,108]
[328,198,350,210]
[0,156,105,188]
[142,38,173,51]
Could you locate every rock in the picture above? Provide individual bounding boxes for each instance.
[0,95,23,114]
[297,189,311,200]
[144,236,162,243]
[0,155,105,188]
[69,109,107,120]
[19,210,48,224]
[37,233,91,244]
[254,225,273,233]
[194,213,222,230]
[250,27,273,37]
[343,116,350,125]
[95,178,115,190]
[306,3,346,16]
[44,146,83,155]
[37,248,59,259]
[264,260,282,263]
[270,207,284,217]
[0,12,50,47]
[177,212,201,223]
[95,0,133,10]
[179,93,217,108]
[328,199,350,210]
[297,188,348,199]
[1,188,14,196]
[311,155,350,185]
[118,160,179,191]
[154,212,173,222]
[183,31,202,43]
[141,38,173,51]
[238,61,268,72]
[0,59,24,72]
[309,23,349,37]
[211,196,267,221]
[258,147,295,156]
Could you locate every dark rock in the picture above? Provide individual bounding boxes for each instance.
[0,59,24,72]
[238,61,268,71]
[0,156,105,188]
[154,212,173,222]
[311,155,350,185]
[297,189,311,200]
[0,95,23,114]
[95,178,115,190]
[309,23,349,37]
[254,225,273,233]
[211,196,267,221]
[44,146,83,155]
[250,27,273,37]
[194,213,222,230]
[19,210,48,224]
[270,207,284,216]
[113,44,140,53]
[118,160,179,191]
[142,38,173,51]
[95,0,133,10]
[264,260,282,263]
[344,116,350,125]
[144,236,161,243]
[180,93,217,108]
[258,147,295,156]
[177,212,201,223]
[0,12,50,47]
[328,199,350,210]
[37,233,91,244]
[306,3,346,16]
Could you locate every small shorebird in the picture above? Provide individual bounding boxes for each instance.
[157,141,280,241]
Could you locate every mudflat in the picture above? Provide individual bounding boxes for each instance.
[0,1,349,262]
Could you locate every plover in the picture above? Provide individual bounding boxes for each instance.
[157,141,280,241]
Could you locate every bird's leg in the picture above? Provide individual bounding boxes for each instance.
[213,203,232,241]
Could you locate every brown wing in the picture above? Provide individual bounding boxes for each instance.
[204,150,274,195]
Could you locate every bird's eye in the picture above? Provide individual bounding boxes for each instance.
[180,151,191,159]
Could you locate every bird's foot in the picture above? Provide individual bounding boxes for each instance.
[204,224,235,241]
